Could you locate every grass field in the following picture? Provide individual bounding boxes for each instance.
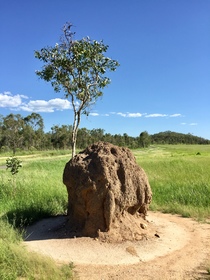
[134,145,210,221]
[0,144,210,279]
[0,151,73,280]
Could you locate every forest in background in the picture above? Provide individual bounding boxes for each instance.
[0,113,209,154]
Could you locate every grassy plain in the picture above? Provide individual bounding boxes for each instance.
[134,145,210,221]
[0,151,73,280]
[0,144,210,278]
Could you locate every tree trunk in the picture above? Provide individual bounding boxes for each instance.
[71,110,81,158]
[71,132,76,158]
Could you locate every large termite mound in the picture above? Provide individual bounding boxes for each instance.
[63,142,152,242]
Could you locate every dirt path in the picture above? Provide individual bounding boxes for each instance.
[24,212,210,280]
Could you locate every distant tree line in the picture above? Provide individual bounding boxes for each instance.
[0,113,209,154]
[151,131,210,145]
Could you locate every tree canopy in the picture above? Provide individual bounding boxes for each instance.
[35,22,119,157]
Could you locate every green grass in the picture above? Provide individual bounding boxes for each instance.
[0,149,71,166]
[134,145,210,221]
[0,153,73,279]
[0,145,210,278]
[207,266,210,276]
[0,157,70,226]
[0,219,74,280]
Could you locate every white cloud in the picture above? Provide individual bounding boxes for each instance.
[114,112,143,118]
[190,123,198,126]
[145,113,168,118]
[117,112,127,117]
[181,122,198,126]
[0,92,72,113]
[0,91,22,107]
[20,94,29,99]
[89,113,110,117]
[89,112,99,116]
[127,113,142,118]
[111,112,182,118]
[20,98,72,112]
[0,92,186,121]
[169,113,182,117]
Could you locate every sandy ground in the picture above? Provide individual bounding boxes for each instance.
[24,212,210,280]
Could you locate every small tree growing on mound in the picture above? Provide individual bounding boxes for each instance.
[35,22,119,158]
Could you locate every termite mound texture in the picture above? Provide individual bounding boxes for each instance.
[63,141,152,241]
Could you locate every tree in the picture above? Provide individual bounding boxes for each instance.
[0,115,4,148]
[23,113,44,149]
[35,22,119,158]
[90,128,105,143]
[6,156,22,189]
[139,131,151,148]
[2,114,24,155]
[24,113,44,132]
[50,124,72,149]
[77,127,91,148]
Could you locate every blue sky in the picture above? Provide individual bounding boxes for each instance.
[1,0,210,139]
